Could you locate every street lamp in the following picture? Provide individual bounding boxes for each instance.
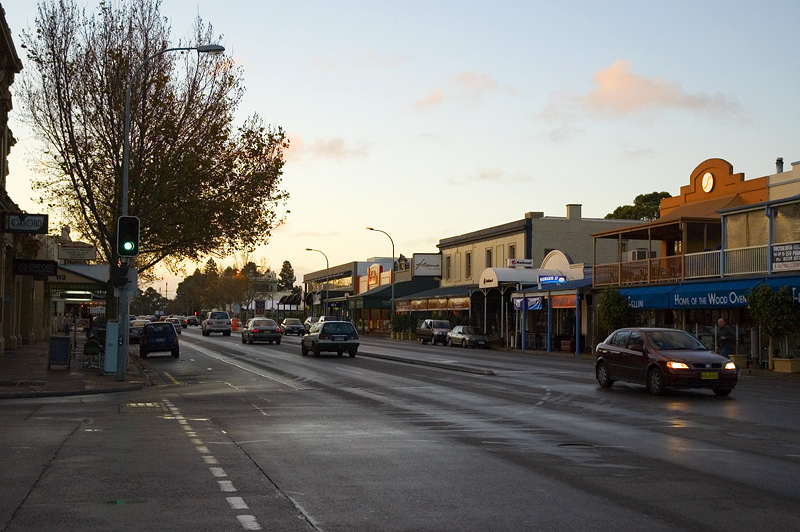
[305,248,329,317]
[366,227,395,333]
[116,43,225,381]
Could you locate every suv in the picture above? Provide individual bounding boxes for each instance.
[202,311,232,336]
[301,321,359,357]
[140,322,180,358]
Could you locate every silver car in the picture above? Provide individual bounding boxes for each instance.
[301,321,359,357]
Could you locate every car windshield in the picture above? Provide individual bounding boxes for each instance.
[252,320,276,327]
[147,323,174,334]
[323,322,355,335]
[646,330,706,350]
[284,319,301,325]
[210,312,228,319]
[461,326,481,335]
[432,321,450,329]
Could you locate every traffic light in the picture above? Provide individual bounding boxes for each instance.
[116,216,140,257]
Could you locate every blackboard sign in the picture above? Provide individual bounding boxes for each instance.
[48,336,71,370]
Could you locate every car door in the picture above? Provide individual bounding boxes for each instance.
[600,331,629,378]
[622,330,648,381]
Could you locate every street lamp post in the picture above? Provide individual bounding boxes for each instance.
[366,227,395,334]
[305,248,329,317]
[117,44,225,381]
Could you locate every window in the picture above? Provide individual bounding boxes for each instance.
[465,252,472,278]
[508,244,516,260]
[485,248,493,268]
[774,203,800,244]
[445,255,452,280]
[726,211,768,248]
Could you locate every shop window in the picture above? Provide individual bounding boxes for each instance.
[726,211,769,248]
[465,252,472,278]
[774,202,800,244]
[509,244,516,260]
[445,255,451,280]
[485,248,493,268]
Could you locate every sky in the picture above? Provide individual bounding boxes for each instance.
[4,0,800,297]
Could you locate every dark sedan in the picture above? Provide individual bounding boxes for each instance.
[281,317,305,336]
[595,327,738,396]
[140,322,179,359]
[241,318,282,344]
[446,325,490,348]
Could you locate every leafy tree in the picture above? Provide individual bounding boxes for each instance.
[605,192,671,221]
[18,0,289,281]
[131,286,168,315]
[278,260,296,291]
[595,288,642,339]
[748,285,800,369]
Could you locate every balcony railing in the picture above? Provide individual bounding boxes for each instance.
[594,242,794,287]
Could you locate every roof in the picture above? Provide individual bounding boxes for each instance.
[396,285,476,301]
[478,268,564,289]
[511,278,593,297]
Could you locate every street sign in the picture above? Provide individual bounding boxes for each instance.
[1,213,49,234]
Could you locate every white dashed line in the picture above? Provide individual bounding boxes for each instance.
[218,480,237,492]
[227,497,249,510]
[210,467,227,477]
[237,515,262,530]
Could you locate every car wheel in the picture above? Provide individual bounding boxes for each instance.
[713,388,732,397]
[248,338,254,344]
[172,349,179,358]
[419,337,425,344]
[276,339,281,345]
[596,361,614,388]
[646,367,666,396]
[241,335,246,344]
[337,350,343,357]
[348,349,357,358]
[301,343,308,356]
[224,331,231,337]
[140,350,148,359]
[461,340,467,348]
[313,344,321,357]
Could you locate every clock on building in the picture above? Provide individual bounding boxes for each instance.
[701,172,714,193]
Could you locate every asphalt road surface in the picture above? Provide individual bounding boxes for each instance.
[2,326,799,532]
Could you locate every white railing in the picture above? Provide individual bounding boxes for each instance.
[684,250,720,279]
[724,245,768,275]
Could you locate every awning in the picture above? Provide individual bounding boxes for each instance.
[617,285,676,310]
[761,275,800,302]
[670,279,761,309]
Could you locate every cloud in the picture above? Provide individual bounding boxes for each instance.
[447,168,531,185]
[540,60,740,121]
[414,71,502,109]
[283,134,368,162]
[309,137,369,160]
[448,71,498,96]
[414,88,445,109]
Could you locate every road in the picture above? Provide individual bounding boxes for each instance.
[2,326,799,532]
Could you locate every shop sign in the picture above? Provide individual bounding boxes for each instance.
[539,275,566,284]
[512,296,542,310]
[551,294,577,308]
[13,259,58,279]
[59,242,97,260]
[368,264,381,290]
[412,253,442,277]
[2,213,49,234]
[773,242,800,271]
[508,258,534,268]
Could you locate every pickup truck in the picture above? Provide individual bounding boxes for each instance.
[416,319,452,346]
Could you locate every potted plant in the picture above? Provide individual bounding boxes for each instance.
[747,285,800,372]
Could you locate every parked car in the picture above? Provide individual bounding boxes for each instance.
[241,318,282,344]
[446,325,490,348]
[203,311,232,336]
[595,327,738,396]
[140,322,179,358]
[281,318,305,336]
[186,315,199,327]
[416,319,452,345]
[165,317,182,334]
[129,319,151,345]
[303,316,319,332]
[301,321,359,357]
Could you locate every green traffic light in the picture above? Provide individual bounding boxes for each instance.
[123,241,135,252]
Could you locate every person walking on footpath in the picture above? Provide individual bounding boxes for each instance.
[62,314,71,336]
[716,318,734,359]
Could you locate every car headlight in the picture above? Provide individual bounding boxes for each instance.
[666,361,690,370]
[725,361,736,370]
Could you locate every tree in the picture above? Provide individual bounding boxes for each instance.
[595,288,642,339]
[18,0,289,281]
[278,261,296,292]
[747,285,800,369]
[605,192,671,221]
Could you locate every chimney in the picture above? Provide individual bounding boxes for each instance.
[566,204,582,221]
[776,157,784,173]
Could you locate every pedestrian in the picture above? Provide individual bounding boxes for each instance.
[716,318,734,359]
[62,314,71,336]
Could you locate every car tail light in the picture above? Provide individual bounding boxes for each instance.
[276,328,282,333]
[352,332,359,340]
[320,333,329,340]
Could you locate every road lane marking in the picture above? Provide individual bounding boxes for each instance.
[227,497,249,510]
[185,343,303,390]
[218,480,237,492]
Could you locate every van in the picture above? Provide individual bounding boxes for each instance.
[202,310,232,336]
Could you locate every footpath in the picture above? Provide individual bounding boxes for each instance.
[0,334,796,399]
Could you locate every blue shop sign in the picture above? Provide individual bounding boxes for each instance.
[670,279,761,309]
[539,275,566,284]
[512,296,543,310]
